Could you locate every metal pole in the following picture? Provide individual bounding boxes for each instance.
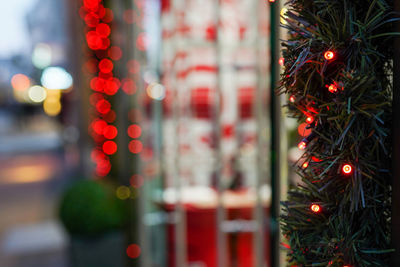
[269,2,281,267]
[391,0,400,265]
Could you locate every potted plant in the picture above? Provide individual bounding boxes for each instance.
[59,179,128,267]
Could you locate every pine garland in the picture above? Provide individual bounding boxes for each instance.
[279,0,397,266]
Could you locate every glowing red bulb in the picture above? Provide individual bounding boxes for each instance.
[103,125,118,139]
[127,124,142,138]
[342,164,353,175]
[298,141,306,150]
[268,0,276,2]
[310,204,321,213]
[302,162,309,168]
[328,84,338,93]
[103,140,117,155]
[129,140,143,154]
[324,51,335,60]
[306,116,314,124]
[98,59,114,73]
[289,95,295,103]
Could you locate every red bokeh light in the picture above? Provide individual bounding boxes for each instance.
[342,164,353,175]
[100,38,111,50]
[324,51,335,60]
[129,140,143,154]
[103,125,118,139]
[108,46,122,60]
[298,123,312,137]
[104,78,120,95]
[96,23,111,37]
[103,140,117,155]
[127,124,142,138]
[310,204,321,213]
[302,162,309,168]
[103,110,116,123]
[83,0,100,9]
[122,78,137,95]
[96,99,111,114]
[84,58,98,73]
[126,244,141,259]
[86,31,102,50]
[84,12,100,27]
[136,33,148,51]
[102,8,114,23]
[289,95,295,103]
[130,174,144,188]
[91,148,107,163]
[11,74,30,91]
[98,59,114,73]
[298,141,306,150]
[92,119,108,135]
[279,57,284,66]
[127,60,140,74]
[123,9,135,24]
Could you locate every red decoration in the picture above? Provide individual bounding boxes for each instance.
[302,162,309,168]
[127,124,142,138]
[126,244,141,259]
[103,125,118,139]
[98,59,114,73]
[96,99,111,114]
[306,116,314,124]
[129,140,143,154]
[328,84,338,93]
[103,140,117,155]
[279,57,284,66]
[324,51,335,60]
[342,164,353,175]
[298,141,306,150]
[310,204,321,213]
[96,23,111,37]
[289,95,295,103]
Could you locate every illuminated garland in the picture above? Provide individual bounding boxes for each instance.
[279,0,395,266]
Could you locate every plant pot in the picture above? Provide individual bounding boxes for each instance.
[69,231,126,267]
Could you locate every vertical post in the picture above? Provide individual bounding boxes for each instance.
[269,2,281,267]
[214,1,227,267]
[391,0,400,265]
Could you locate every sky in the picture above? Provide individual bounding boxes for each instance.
[0,0,37,58]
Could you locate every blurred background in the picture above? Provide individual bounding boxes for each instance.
[0,0,303,266]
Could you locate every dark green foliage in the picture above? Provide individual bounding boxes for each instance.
[279,0,397,266]
[59,179,127,236]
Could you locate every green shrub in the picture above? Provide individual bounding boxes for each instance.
[59,179,127,236]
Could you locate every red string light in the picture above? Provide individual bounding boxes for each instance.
[103,140,117,155]
[310,204,321,213]
[298,141,306,150]
[324,51,335,60]
[328,83,338,93]
[342,164,353,175]
[302,162,309,168]
[289,95,295,103]
[306,116,314,124]
[279,57,284,66]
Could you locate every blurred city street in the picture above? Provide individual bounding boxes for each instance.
[0,127,70,267]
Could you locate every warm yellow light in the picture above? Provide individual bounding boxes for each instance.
[28,85,47,103]
[280,8,288,24]
[43,100,61,116]
[116,186,131,200]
